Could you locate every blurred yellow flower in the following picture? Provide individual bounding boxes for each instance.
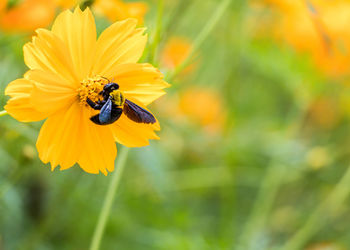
[178,87,226,134]
[22,144,37,160]
[55,0,78,9]
[0,0,6,12]
[306,146,332,170]
[4,7,169,174]
[93,0,148,24]
[160,37,196,74]
[261,0,350,76]
[0,0,56,32]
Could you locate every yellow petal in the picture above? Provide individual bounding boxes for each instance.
[110,98,160,147]
[114,63,170,105]
[36,101,84,170]
[4,79,48,122]
[51,7,96,80]
[23,28,78,86]
[92,18,147,77]
[26,70,77,115]
[78,108,117,175]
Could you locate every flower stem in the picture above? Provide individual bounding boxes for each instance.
[237,163,286,249]
[89,147,130,250]
[149,0,164,65]
[0,110,8,117]
[167,0,232,81]
[282,165,350,250]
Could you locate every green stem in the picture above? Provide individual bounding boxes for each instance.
[167,0,232,81]
[283,165,350,250]
[149,0,164,65]
[236,104,309,250]
[89,147,130,250]
[0,110,8,117]
[237,163,286,250]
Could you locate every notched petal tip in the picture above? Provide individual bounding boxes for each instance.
[51,164,57,172]
[101,168,108,176]
[74,6,83,13]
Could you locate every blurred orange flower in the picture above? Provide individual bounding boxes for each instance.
[306,241,345,250]
[306,97,340,129]
[160,37,196,74]
[178,87,226,134]
[261,0,350,77]
[93,0,148,24]
[0,0,56,32]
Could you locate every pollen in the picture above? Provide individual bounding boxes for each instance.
[77,75,109,106]
[110,90,125,107]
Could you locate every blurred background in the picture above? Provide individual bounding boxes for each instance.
[1,0,350,249]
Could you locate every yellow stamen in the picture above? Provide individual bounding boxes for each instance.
[77,75,109,106]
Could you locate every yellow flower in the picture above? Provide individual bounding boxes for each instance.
[5,7,169,175]
[306,146,332,170]
[93,0,148,24]
[0,0,6,13]
[0,0,56,32]
[55,0,78,9]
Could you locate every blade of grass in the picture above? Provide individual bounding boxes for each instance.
[166,0,232,81]
[236,99,310,250]
[282,165,350,250]
[237,163,286,250]
[0,110,7,117]
[90,147,129,250]
[149,0,164,65]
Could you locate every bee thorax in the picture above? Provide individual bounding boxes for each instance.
[110,90,125,107]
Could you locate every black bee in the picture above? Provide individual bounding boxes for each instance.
[86,82,156,125]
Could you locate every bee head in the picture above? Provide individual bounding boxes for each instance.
[103,82,119,93]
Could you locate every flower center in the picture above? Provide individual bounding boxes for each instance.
[77,75,109,106]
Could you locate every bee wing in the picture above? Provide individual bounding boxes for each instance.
[99,98,113,124]
[124,99,156,124]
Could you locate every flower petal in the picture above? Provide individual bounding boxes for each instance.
[51,7,96,80]
[78,108,117,175]
[23,28,78,86]
[92,18,147,77]
[114,63,170,105]
[26,70,77,115]
[36,101,84,170]
[5,79,48,122]
[110,98,160,147]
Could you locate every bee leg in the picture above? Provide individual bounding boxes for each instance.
[86,98,103,110]
[97,100,106,105]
